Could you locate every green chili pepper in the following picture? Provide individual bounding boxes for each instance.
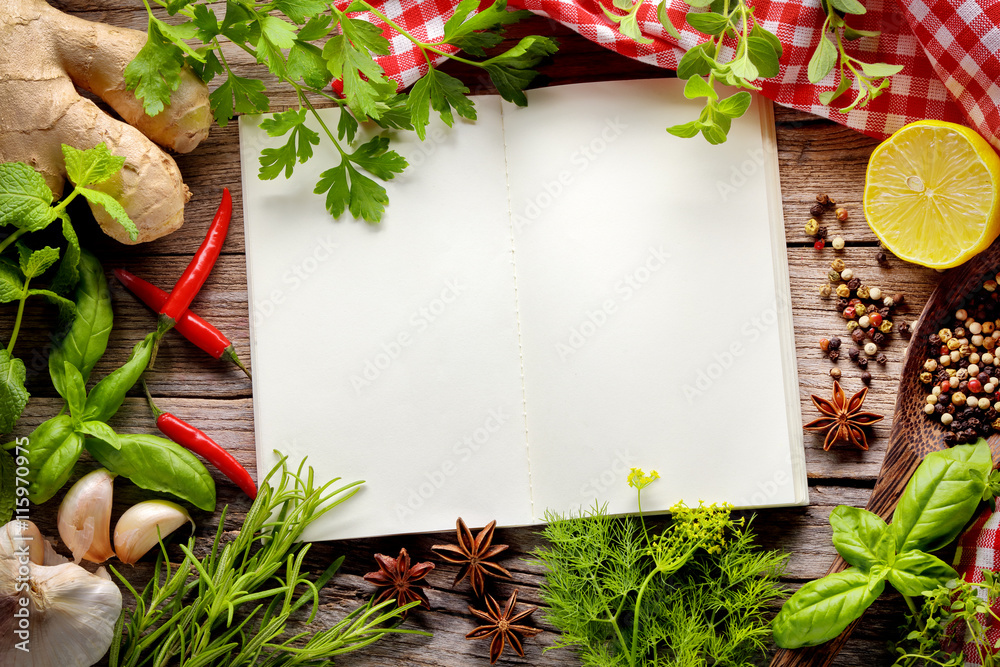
[86,434,216,511]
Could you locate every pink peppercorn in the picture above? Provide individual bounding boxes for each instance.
[870,313,883,327]
[969,378,983,393]
[814,239,825,250]
[843,306,856,319]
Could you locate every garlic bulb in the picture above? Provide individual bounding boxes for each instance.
[57,468,117,563]
[0,520,122,667]
[115,500,193,565]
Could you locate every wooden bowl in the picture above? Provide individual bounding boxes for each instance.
[769,239,1000,667]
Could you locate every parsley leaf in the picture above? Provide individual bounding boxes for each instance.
[288,42,334,89]
[323,25,395,120]
[124,19,188,116]
[348,136,407,180]
[482,36,558,106]
[443,0,532,56]
[274,0,329,24]
[0,163,54,232]
[209,73,270,126]
[257,110,321,180]
[408,68,477,140]
[315,137,407,223]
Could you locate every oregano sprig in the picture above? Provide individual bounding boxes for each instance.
[127,0,557,223]
[807,0,903,112]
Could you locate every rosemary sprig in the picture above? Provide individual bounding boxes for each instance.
[807,0,903,112]
[110,455,428,667]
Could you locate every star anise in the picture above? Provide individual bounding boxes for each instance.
[466,589,541,664]
[362,547,434,610]
[804,380,884,450]
[432,518,511,597]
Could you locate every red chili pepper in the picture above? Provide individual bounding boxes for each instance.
[144,381,257,499]
[114,269,251,378]
[158,188,233,333]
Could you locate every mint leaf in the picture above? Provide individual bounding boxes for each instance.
[28,289,75,324]
[482,35,558,106]
[0,349,28,435]
[0,263,24,303]
[125,19,187,116]
[77,188,139,241]
[19,245,60,279]
[61,143,125,188]
[408,68,477,140]
[808,35,838,83]
[0,450,14,523]
[209,73,270,126]
[0,163,54,232]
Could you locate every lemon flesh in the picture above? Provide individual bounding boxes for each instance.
[864,120,1000,269]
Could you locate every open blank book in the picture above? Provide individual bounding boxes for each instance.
[238,78,807,542]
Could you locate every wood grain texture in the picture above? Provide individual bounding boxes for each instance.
[9,2,950,665]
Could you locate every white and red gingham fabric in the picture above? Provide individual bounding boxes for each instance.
[953,509,1000,665]
[333,0,1000,149]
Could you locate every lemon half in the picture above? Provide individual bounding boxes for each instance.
[863,120,1000,269]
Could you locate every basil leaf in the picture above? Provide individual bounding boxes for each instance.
[772,567,884,648]
[25,415,83,504]
[49,250,113,385]
[77,421,121,451]
[887,550,958,597]
[892,441,991,553]
[829,505,889,571]
[62,362,87,420]
[808,35,838,83]
[0,348,28,435]
[85,434,216,512]
[82,332,155,423]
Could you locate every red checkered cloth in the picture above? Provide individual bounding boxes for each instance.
[953,509,1000,665]
[333,0,1000,147]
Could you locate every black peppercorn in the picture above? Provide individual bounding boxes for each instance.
[929,334,941,346]
[829,337,841,350]
[899,322,911,335]
[828,350,840,361]
[858,357,868,369]
[960,380,969,391]
[959,359,970,369]
[936,369,950,383]
[947,403,957,414]
[878,307,890,319]
[978,372,990,384]
[944,431,957,444]
[817,227,828,239]
[810,203,825,217]
[848,348,860,362]
[894,293,906,306]
[876,352,887,364]
[851,329,866,344]
[847,277,861,291]
[875,251,887,263]
[837,298,850,309]
[989,408,998,421]
[872,331,886,346]
[861,371,872,384]
[935,403,945,414]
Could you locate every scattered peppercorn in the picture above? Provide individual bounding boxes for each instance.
[832,236,845,250]
[847,277,861,291]
[876,352,887,365]
[875,251,887,263]
[829,349,841,361]
[819,284,832,297]
[831,259,845,272]
[858,357,869,370]
[817,227,829,239]
[861,371,872,384]
[810,203,825,217]
[805,218,820,236]
[819,338,830,352]
[816,194,836,208]
[830,367,842,379]
[835,207,849,222]
[829,337,841,350]
[814,239,825,250]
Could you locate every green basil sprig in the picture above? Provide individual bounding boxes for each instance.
[773,441,992,649]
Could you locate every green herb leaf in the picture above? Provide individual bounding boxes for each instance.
[482,35,558,106]
[124,19,188,117]
[61,143,126,189]
[829,505,889,571]
[50,217,82,295]
[444,0,532,56]
[0,349,28,435]
[887,550,957,597]
[667,120,702,138]
[0,450,14,524]
[315,160,395,223]
[808,35,838,83]
[746,34,781,78]
[859,61,904,78]
[818,76,852,105]
[751,23,783,57]
[323,33,396,120]
[82,332,155,423]
[0,263,24,304]
[209,73,270,126]
[717,91,752,118]
[772,567,885,648]
[190,4,221,41]
[348,136,408,180]
[892,441,991,553]
[49,250,113,384]
[19,245,60,279]
[288,41,334,89]
[683,75,718,100]
[85,434,216,511]
[258,110,321,180]
[0,162,55,232]
[685,11,729,36]
[61,361,87,420]
[274,0,329,24]
[677,42,714,79]
[77,421,122,451]
[828,0,867,15]
[76,187,139,242]
[843,26,880,40]
[408,68,477,140]
[657,0,681,39]
[297,14,333,41]
[24,415,83,504]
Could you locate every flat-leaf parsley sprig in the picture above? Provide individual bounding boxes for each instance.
[535,467,787,666]
[127,0,557,223]
[807,0,903,111]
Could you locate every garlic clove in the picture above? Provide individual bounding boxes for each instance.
[0,522,122,667]
[0,519,45,565]
[57,468,116,564]
[114,499,194,565]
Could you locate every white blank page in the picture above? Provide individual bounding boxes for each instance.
[502,80,803,518]
[240,99,533,541]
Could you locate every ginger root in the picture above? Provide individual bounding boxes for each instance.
[0,0,211,244]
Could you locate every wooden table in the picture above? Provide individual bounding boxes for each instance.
[22,2,943,664]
